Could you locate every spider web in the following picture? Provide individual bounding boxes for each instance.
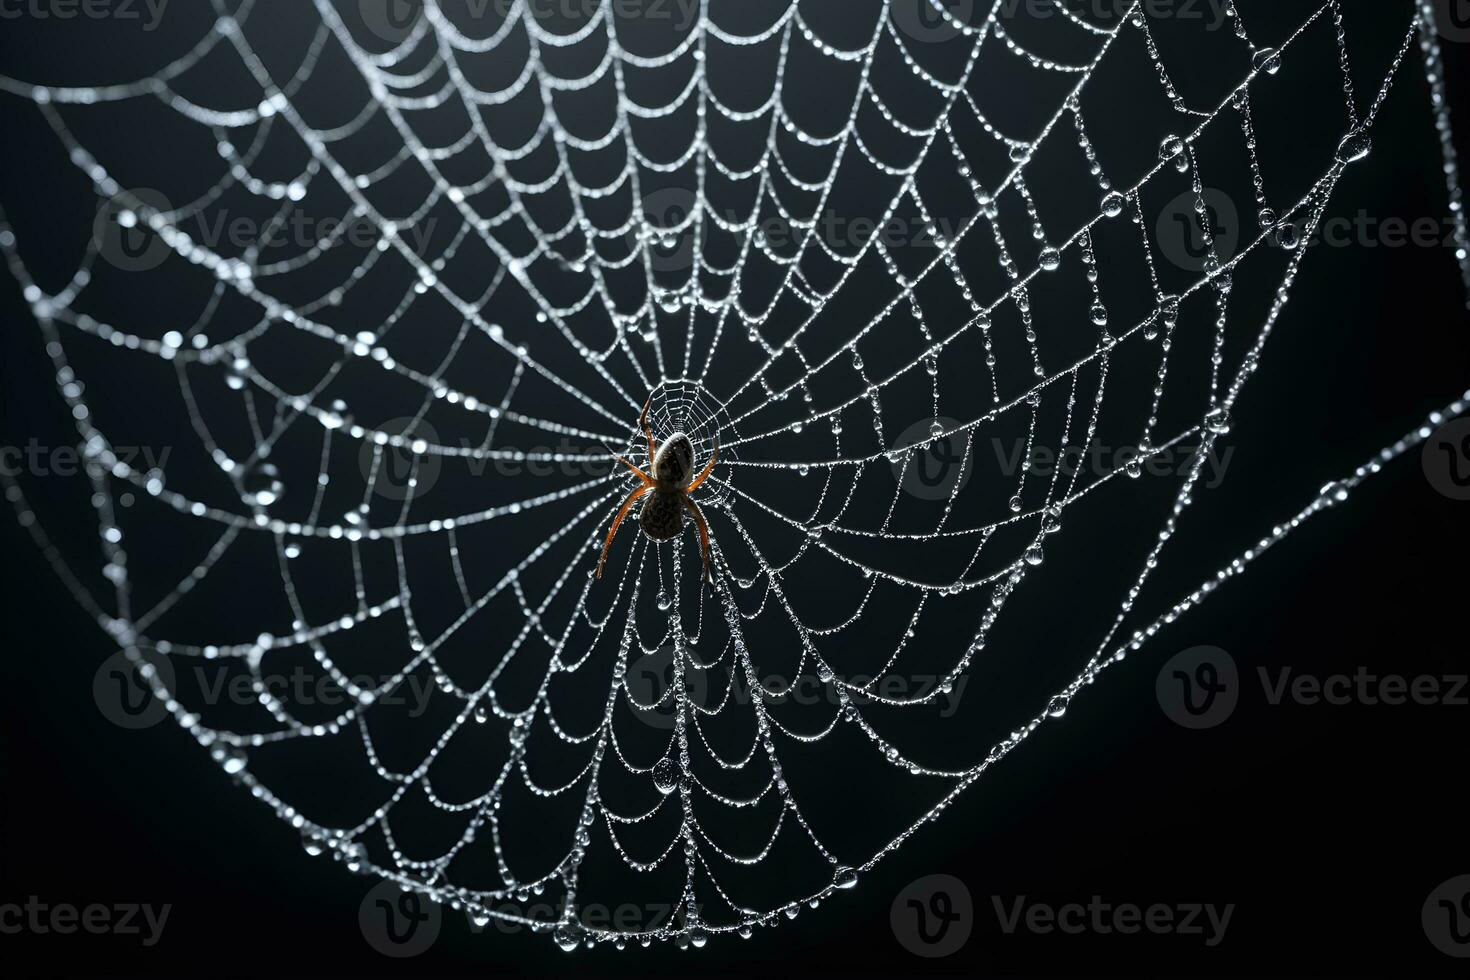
[1,0,1468,950]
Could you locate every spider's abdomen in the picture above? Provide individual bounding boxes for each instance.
[638,489,684,541]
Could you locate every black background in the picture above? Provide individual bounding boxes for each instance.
[2,1,1469,976]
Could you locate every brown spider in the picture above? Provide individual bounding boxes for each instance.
[597,395,718,582]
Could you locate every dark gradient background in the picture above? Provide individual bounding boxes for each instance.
[2,1,1468,976]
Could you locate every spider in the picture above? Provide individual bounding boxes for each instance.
[597,395,718,582]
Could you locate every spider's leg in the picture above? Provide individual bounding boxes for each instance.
[685,437,719,493]
[684,496,713,582]
[640,393,656,464]
[604,445,653,485]
[597,485,652,580]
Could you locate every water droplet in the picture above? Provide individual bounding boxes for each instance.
[473,704,489,724]
[1204,406,1232,434]
[652,758,678,794]
[1159,134,1186,161]
[242,462,283,507]
[1125,458,1143,479]
[1024,542,1044,566]
[1101,190,1126,218]
[1336,131,1372,164]
[1008,494,1023,513]
[1090,301,1109,327]
[1319,480,1350,505]
[1257,207,1278,229]
[1046,694,1069,718]
[1038,246,1061,272]
[833,866,859,890]
[1251,47,1281,75]
[553,921,581,952]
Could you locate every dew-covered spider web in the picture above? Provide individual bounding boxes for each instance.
[2,0,1469,951]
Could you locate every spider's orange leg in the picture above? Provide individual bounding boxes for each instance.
[605,446,653,485]
[640,394,656,464]
[684,437,719,493]
[597,485,652,580]
[684,496,713,582]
